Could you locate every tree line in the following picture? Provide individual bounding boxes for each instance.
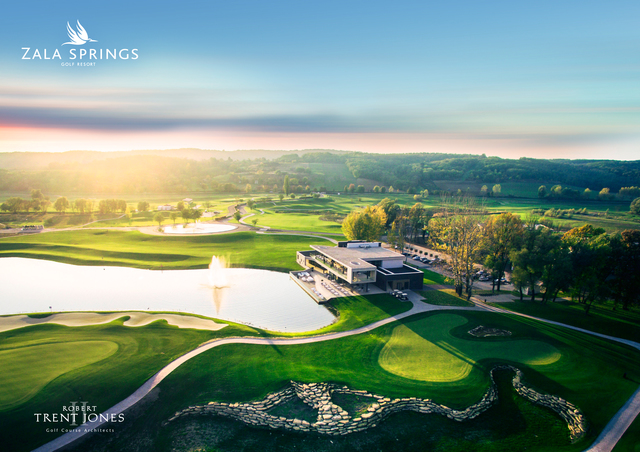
[342,198,640,312]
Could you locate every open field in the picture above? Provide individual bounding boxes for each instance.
[0,230,331,272]
[52,309,640,452]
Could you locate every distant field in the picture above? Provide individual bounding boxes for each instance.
[2,191,637,234]
[0,230,330,272]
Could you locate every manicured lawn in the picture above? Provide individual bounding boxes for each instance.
[420,268,450,285]
[303,294,412,335]
[419,289,475,307]
[0,230,332,272]
[378,314,561,382]
[491,299,640,343]
[250,210,344,234]
[0,340,118,410]
[0,319,257,452]
[71,309,640,452]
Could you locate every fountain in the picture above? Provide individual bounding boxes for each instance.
[207,256,230,313]
[0,258,336,332]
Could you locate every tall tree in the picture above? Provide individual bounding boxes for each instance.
[563,225,612,314]
[154,212,165,227]
[283,175,290,195]
[54,197,69,213]
[538,185,547,198]
[377,198,400,228]
[341,206,387,242]
[609,230,640,310]
[429,197,484,299]
[482,212,524,292]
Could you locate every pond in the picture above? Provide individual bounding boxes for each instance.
[0,258,335,332]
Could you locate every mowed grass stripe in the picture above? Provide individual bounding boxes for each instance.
[0,340,118,410]
[379,314,561,382]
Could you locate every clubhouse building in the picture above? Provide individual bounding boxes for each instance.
[296,241,423,293]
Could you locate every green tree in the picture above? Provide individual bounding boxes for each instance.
[429,197,484,298]
[137,201,150,212]
[54,197,69,213]
[190,209,203,222]
[6,197,24,213]
[538,185,547,198]
[233,211,242,222]
[563,225,611,314]
[40,199,51,213]
[482,212,524,292]
[492,184,502,196]
[610,230,640,310]
[245,184,252,194]
[599,187,613,200]
[283,175,290,195]
[154,212,165,227]
[74,199,88,214]
[31,189,44,201]
[630,197,640,215]
[377,198,400,228]
[170,212,179,225]
[278,194,284,201]
[480,185,489,196]
[341,206,387,242]
[408,203,426,242]
[247,199,255,210]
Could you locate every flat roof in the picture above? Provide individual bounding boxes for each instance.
[311,245,403,271]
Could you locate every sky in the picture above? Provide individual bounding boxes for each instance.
[1,0,639,159]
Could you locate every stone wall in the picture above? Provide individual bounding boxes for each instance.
[166,365,586,442]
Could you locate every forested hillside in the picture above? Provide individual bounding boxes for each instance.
[0,150,638,196]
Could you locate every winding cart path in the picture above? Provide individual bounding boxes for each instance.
[31,296,640,452]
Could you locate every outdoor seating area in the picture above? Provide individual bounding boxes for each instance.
[319,279,355,298]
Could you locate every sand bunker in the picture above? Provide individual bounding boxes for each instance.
[0,312,227,333]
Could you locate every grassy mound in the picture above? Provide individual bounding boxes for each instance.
[378,314,561,382]
[0,340,118,410]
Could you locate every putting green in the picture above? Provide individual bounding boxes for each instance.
[0,340,118,410]
[379,314,561,382]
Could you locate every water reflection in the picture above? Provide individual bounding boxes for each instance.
[0,258,335,332]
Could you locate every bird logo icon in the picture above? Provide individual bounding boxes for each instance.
[62,21,97,46]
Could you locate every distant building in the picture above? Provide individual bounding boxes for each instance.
[157,204,174,211]
[297,241,423,291]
